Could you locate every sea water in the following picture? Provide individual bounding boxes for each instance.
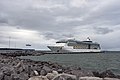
[20,52,120,75]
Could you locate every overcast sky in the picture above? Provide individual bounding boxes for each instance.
[0,0,120,50]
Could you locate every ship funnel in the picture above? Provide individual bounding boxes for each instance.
[87,37,91,41]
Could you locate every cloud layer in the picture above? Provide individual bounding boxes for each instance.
[0,0,120,50]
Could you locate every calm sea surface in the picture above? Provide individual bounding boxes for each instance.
[20,52,120,74]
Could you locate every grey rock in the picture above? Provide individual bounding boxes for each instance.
[42,65,53,73]
[11,72,29,80]
[46,73,56,80]
[100,70,116,78]
[52,73,77,80]
[19,72,29,80]
[52,71,59,76]
[92,71,100,77]
[31,64,42,72]
[57,69,63,73]
[1,66,14,76]
[68,70,94,77]
[50,63,62,69]
[28,76,49,80]
[40,69,47,76]
[23,65,30,73]
[11,74,20,80]
[116,75,120,79]
[0,63,5,68]
[14,61,22,68]
[79,77,102,80]
[4,75,12,80]
[0,72,4,80]
[46,71,58,80]
[103,78,120,80]
[33,70,39,76]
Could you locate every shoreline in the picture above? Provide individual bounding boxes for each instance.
[0,54,120,80]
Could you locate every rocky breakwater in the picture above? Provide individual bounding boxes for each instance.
[0,55,120,80]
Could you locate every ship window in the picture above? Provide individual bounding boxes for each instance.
[94,48,97,49]
[56,41,67,43]
[73,46,82,49]
[57,50,59,52]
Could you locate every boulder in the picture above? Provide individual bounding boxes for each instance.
[103,78,120,80]
[52,73,77,80]
[19,72,29,80]
[46,73,56,80]
[52,70,59,76]
[100,70,116,78]
[33,70,39,76]
[50,63,62,69]
[92,71,100,77]
[1,66,14,76]
[42,65,53,73]
[11,74,20,80]
[28,76,49,80]
[11,72,29,80]
[31,64,42,73]
[14,61,22,68]
[93,70,120,79]
[68,70,94,77]
[57,69,63,74]
[40,69,47,76]
[4,75,12,80]
[0,72,4,80]
[79,77,102,80]
[46,70,58,80]
[116,75,120,79]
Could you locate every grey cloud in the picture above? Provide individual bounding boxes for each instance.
[62,34,74,38]
[96,31,120,50]
[0,0,68,31]
[0,0,120,50]
[0,35,10,46]
[0,18,8,24]
[0,14,8,24]
[93,27,114,34]
[81,0,120,26]
[43,32,74,40]
[0,0,120,31]
[0,40,9,47]
[0,0,95,31]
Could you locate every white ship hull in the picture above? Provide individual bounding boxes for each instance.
[47,38,101,53]
[47,46,101,53]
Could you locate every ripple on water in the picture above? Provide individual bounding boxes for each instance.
[20,53,120,75]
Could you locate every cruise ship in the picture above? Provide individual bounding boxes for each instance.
[47,38,101,53]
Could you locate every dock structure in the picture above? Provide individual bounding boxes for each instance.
[0,48,104,56]
[0,48,35,56]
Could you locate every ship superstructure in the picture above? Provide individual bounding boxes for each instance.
[47,38,101,53]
